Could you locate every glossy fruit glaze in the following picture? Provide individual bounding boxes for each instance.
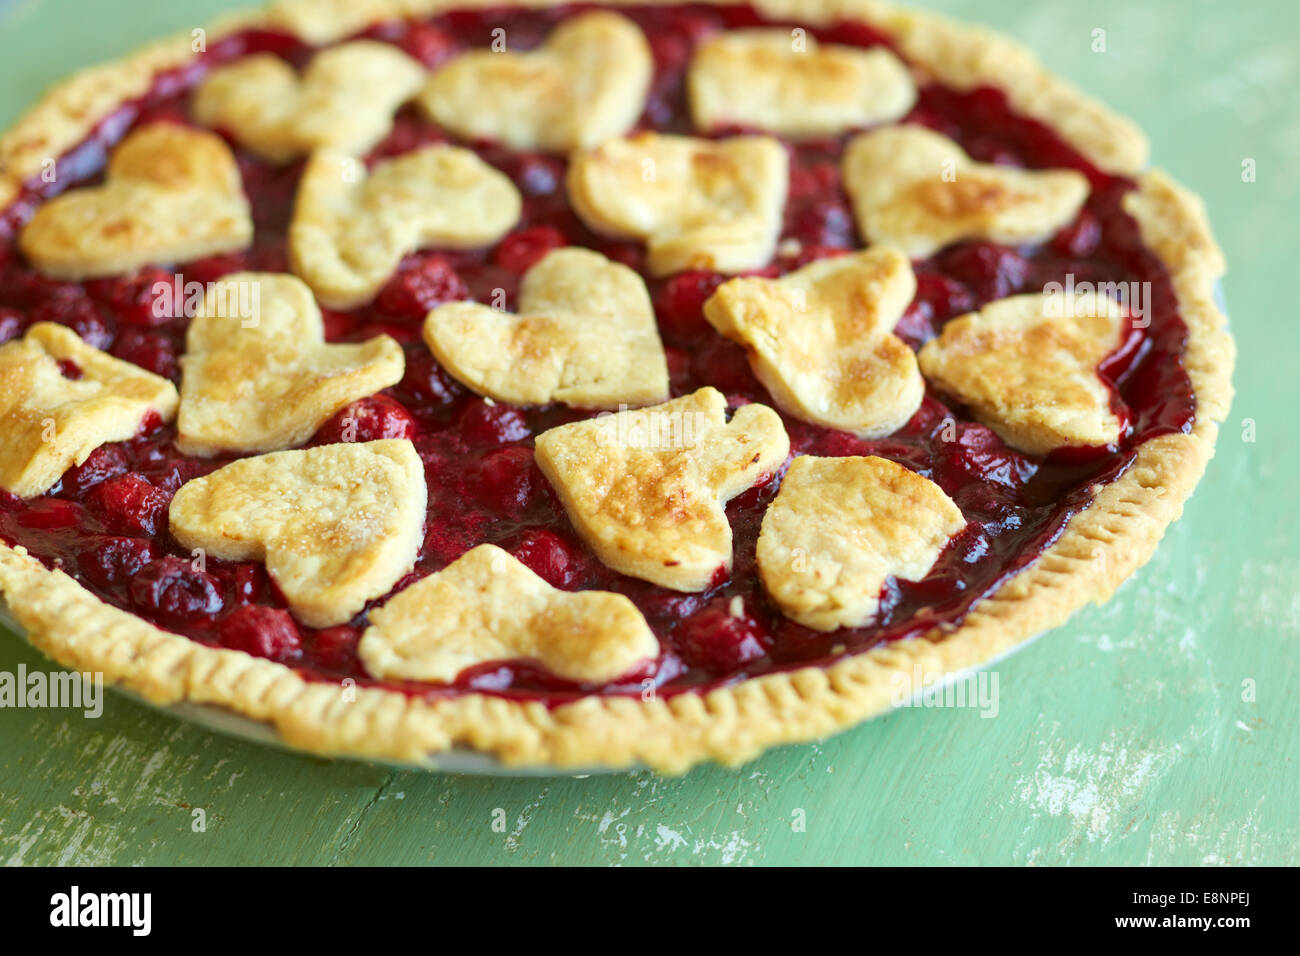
[0,4,1194,704]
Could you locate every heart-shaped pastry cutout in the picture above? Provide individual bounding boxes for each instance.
[567,132,788,277]
[19,124,252,280]
[535,387,790,591]
[704,247,924,438]
[0,323,178,498]
[759,455,965,631]
[842,125,1090,257]
[917,290,1130,453]
[289,146,521,309]
[359,544,659,684]
[424,247,668,408]
[169,440,426,628]
[193,41,425,163]
[418,11,651,154]
[176,272,404,456]
[689,29,917,137]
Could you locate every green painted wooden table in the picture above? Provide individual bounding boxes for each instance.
[1,0,1296,866]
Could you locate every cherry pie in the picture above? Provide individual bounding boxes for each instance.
[0,0,1233,772]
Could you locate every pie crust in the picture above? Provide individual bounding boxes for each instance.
[424,247,669,408]
[757,454,964,630]
[359,543,659,684]
[0,323,179,497]
[566,131,789,276]
[288,144,521,309]
[176,272,406,455]
[842,125,1091,257]
[168,439,427,628]
[917,290,1129,454]
[19,124,253,280]
[702,246,924,438]
[417,11,653,153]
[0,0,1233,773]
[193,40,427,163]
[688,27,917,137]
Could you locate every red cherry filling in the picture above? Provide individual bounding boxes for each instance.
[463,446,539,517]
[60,444,129,497]
[219,605,303,662]
[376,254,468,319]
[934,422,1037,492]
[894,272,978,347]
[936,241,1031,303]
[86,267,175,328]
[0,306,24,343]
[86,473,170,535]
[395,351,465,407]
[310,625,361,672]
[78,535,160,588]
[314,395,417,444]
[15,498,83,530]
[653,271,726,345]
[129,556,224,625]
[457,399,531,446]
[111,328,179,380]
[1051,209,1103,259]
[492,225,568,272]
[510,527,582,589]
[31,294,114,350]
[673,597,769,673]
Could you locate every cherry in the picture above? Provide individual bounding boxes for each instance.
[129,556,224,625]
[422,510,494,566]
[15,498,82,530]
[61,444,129,497]
[664,345,692,392]
[213,561,269,606]
[368,112,449,160]
[673,597,769,673]
[0,306,25,344]
[936,242,1031,302]
[77,535,159,588]
[457,399,530,446]
[1050,209,1103,259]
[185,252,249,286]
[786,199,856,248]
[218,605,302,661]
[820,20,892,47]
[376,254,467,318]
[314,395,417,444]
[86,266,175,327]
[810,429,874,459]
[464,446,539,517]
[510,528,582,589]
[963,134,1023,167]
[492,225,567,272]
[653,271,726,344]
[788,159,839,200]
[310,625,360,671]
[895,273,978,346]
[86,473,171,535]
[391,22,458,67]
[691,338,757,394]
[395,351,464,406]
[111,328,179,379]
[934,422,1036,490]
[506,154,565,197]
[31,294,114,349]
